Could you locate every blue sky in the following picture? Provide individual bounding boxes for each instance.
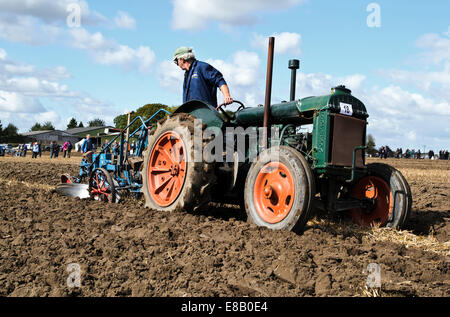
[0,0,449,151]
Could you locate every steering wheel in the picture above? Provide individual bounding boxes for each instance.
[216,100,245,122]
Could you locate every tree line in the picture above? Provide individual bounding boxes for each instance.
[0,103,174,143]
[25,103,175,133]
[30,118,107,132]
[0,120,22,143]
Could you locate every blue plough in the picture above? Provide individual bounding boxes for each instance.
[58,108,171,202]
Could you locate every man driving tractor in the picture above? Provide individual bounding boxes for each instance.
[173,46,233,109]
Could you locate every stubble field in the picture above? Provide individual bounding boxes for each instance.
[0,155,448,297]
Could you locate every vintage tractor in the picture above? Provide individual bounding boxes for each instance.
[140,37,412,231]
[60,37,412,233]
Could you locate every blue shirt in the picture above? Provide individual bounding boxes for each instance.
[81,138,93,153]
[183,60,227,108]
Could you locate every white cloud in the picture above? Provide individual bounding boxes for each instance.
[69,28,155,72]
[375,28,450,127]
[33,110,60,125]
[69,28,109,50]
[252,32,302,55]
[373,85,450,116]
[367,29,450,150]
[207,51,261,87]
[206,51,263,106]
[380,29,450,96]
[1,77,75,98]
[0,90,44,113]
[0,0,106,45]
[0,0,106,25]
[0,48,117,132]
[381,64,450,92]
[1,53,70,82]
[0,51,74,99]
[0,48,6,60]
[0,14,49,45]
[0,2,151,73]
[171,0,306,30]
[444,26,450,37]
[296,72,366,97]
[114,11,136,29]
[415,29,450,65]
[157,60,184,92]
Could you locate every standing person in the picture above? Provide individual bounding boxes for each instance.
[23,143,27,157]
[379,146,385,159]
[103,139,111,154]
[32,142,39,159]
[173,46,233,109]
[49,141,55,159]
[130,141,136,155]
[38,141,42,157]
[67,141,73,158]
[54,143,60,158]
[81,134,94,163]
[63,141,69,158]
[111,140,118,156]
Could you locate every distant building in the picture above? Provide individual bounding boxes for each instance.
[20,126,122,153]
[21,130,79,145]
[66,126,114,138]
[66,126,118,150]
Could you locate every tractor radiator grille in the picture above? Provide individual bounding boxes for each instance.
[330,114,365,167]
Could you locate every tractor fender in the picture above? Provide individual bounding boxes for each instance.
[173,100,225,130]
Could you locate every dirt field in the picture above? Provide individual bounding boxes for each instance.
[0,156,448,297]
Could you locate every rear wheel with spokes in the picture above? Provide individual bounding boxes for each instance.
[89,168,116,203]
[147,131,187,207]
[350,163,412,228]
[142,114,216,212]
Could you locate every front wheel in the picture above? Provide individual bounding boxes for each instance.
[350,163,412,228]
[244,146,315,233]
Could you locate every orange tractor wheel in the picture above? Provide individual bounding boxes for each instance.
[142,114,215,213]
[244,146,315,233]
[350,163,412,228]
[146,131,187,207]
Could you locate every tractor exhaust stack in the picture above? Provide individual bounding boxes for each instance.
[262,36,275,149]
[289,59,300,101]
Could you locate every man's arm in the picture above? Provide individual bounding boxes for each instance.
[219,84,233,105]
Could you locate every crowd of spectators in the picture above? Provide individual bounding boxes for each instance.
[378,146,449,160]
[11,140,73,159]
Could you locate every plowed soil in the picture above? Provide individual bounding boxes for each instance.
[0,156,448,297]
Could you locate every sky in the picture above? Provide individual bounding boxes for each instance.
[0,0,449,152]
